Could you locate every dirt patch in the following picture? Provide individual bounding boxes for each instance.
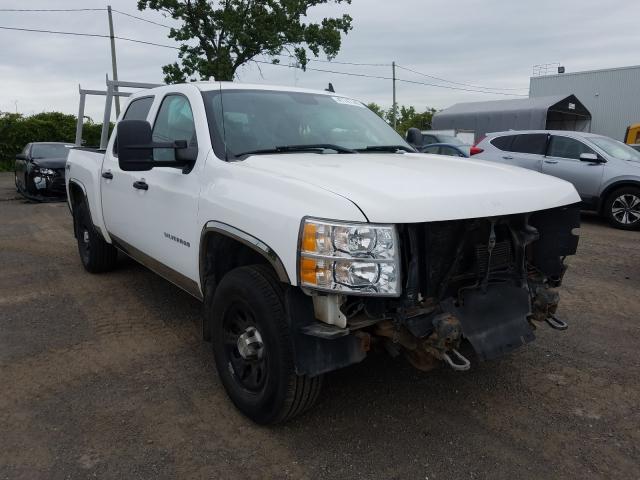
[0,172,638,479]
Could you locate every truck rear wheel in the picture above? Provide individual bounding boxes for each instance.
[210,265,323,424]
[74,201,118,273]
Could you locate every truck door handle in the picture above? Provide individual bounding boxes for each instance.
[544,160,558,164]
[502,156,513,160]
[133,180,149,191]
[101,171,113,180]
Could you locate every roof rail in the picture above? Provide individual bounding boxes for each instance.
[75,75,161,149]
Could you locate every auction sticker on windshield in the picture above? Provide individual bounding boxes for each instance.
[332,97,365,108]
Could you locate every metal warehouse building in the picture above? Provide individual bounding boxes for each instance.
[529,65,640,141]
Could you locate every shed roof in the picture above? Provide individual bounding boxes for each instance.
[438,95,577,116]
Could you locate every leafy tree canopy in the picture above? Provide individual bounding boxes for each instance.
[367,102,437,136]
[138,0,353,83]
[0,112,111,170]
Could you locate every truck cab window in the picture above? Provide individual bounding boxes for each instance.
[152,95,197,162]
[113,96,154,155]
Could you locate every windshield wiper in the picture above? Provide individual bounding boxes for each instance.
[235,144,356,158]
[356,145,416,153]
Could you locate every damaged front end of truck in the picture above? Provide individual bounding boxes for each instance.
[289,204,580,376]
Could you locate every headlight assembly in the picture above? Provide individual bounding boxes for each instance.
[34,167,56,176]
[298,218,400,296]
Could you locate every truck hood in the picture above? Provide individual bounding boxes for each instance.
[240,153,580,223]
[32,157,67,169]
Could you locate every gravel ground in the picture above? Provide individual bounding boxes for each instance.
[1,171,638,479]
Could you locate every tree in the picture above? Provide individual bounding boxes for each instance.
[366,102,385,119]
[365,103,437,136]
[138,0,353,83]
[0,112,111,171]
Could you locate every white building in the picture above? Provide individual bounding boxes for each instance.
[529,65,640,141]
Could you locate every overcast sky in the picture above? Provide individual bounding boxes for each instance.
[0,0,638,122]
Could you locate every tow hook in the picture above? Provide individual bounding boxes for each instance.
[544,315,568,331]
[442,349,471,371]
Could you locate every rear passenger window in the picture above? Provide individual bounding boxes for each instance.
[547,136,594,160]
[510,134,548,155]
[490,135,515,151]
[113,96,154,155]
[123,97,154,121]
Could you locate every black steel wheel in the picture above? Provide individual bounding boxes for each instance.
[604,186,640,230]
[74,201,118,273]
[210,265,323,424]
[222,299,268,393]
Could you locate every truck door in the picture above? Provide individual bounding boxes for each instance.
[127,92,206,284]
[542,135,604,203]
[101,96,155,248]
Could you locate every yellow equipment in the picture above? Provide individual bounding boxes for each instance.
[624,124,640,144]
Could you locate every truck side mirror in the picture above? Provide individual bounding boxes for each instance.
[117,120,154,171]
[406,128,423,147]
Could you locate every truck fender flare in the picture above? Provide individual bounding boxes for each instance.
[199,221,291,289]
[67,178,88,213]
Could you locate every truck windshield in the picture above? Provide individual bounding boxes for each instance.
[202,89,411,159]
[590,136,640,161]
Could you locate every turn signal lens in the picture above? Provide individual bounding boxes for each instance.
[302,222,317,253]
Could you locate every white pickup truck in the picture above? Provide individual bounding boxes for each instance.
[66,82,581,424]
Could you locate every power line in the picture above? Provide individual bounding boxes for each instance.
[0,25,180,49]
[0,24,527,96]
[252,60,528,96]
[111,8,173,29]
[395,77,527,96]
[0,8,106,12]
[396,64,528,92]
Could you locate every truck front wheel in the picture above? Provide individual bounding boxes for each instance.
[74,201,118,273]
[210,265,323,424]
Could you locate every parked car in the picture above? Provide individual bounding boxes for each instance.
[406,127,466,149]
[422,129,475,145]
[473,130,640,230]
[420,143,470,157]
[66,83,580,424]
[15,142,71,200]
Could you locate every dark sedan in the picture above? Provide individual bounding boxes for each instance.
[420,143,471,157]
[15,142,71,200]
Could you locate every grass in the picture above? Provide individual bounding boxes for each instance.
[0,159,14,172]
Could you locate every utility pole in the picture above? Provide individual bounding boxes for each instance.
[107,5,120,116]
[392,61,397,130]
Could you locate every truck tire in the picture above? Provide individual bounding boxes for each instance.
[74,201,118,273]
[603,186,640,230]
[210,264,323,424]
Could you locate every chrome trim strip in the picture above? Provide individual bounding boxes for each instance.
[111,234,203,301]
[300,252,396,264]
[199,221,290,285]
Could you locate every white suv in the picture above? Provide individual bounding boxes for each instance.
[474,130,640,230]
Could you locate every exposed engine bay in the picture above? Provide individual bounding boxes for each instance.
[318,204,581,373]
